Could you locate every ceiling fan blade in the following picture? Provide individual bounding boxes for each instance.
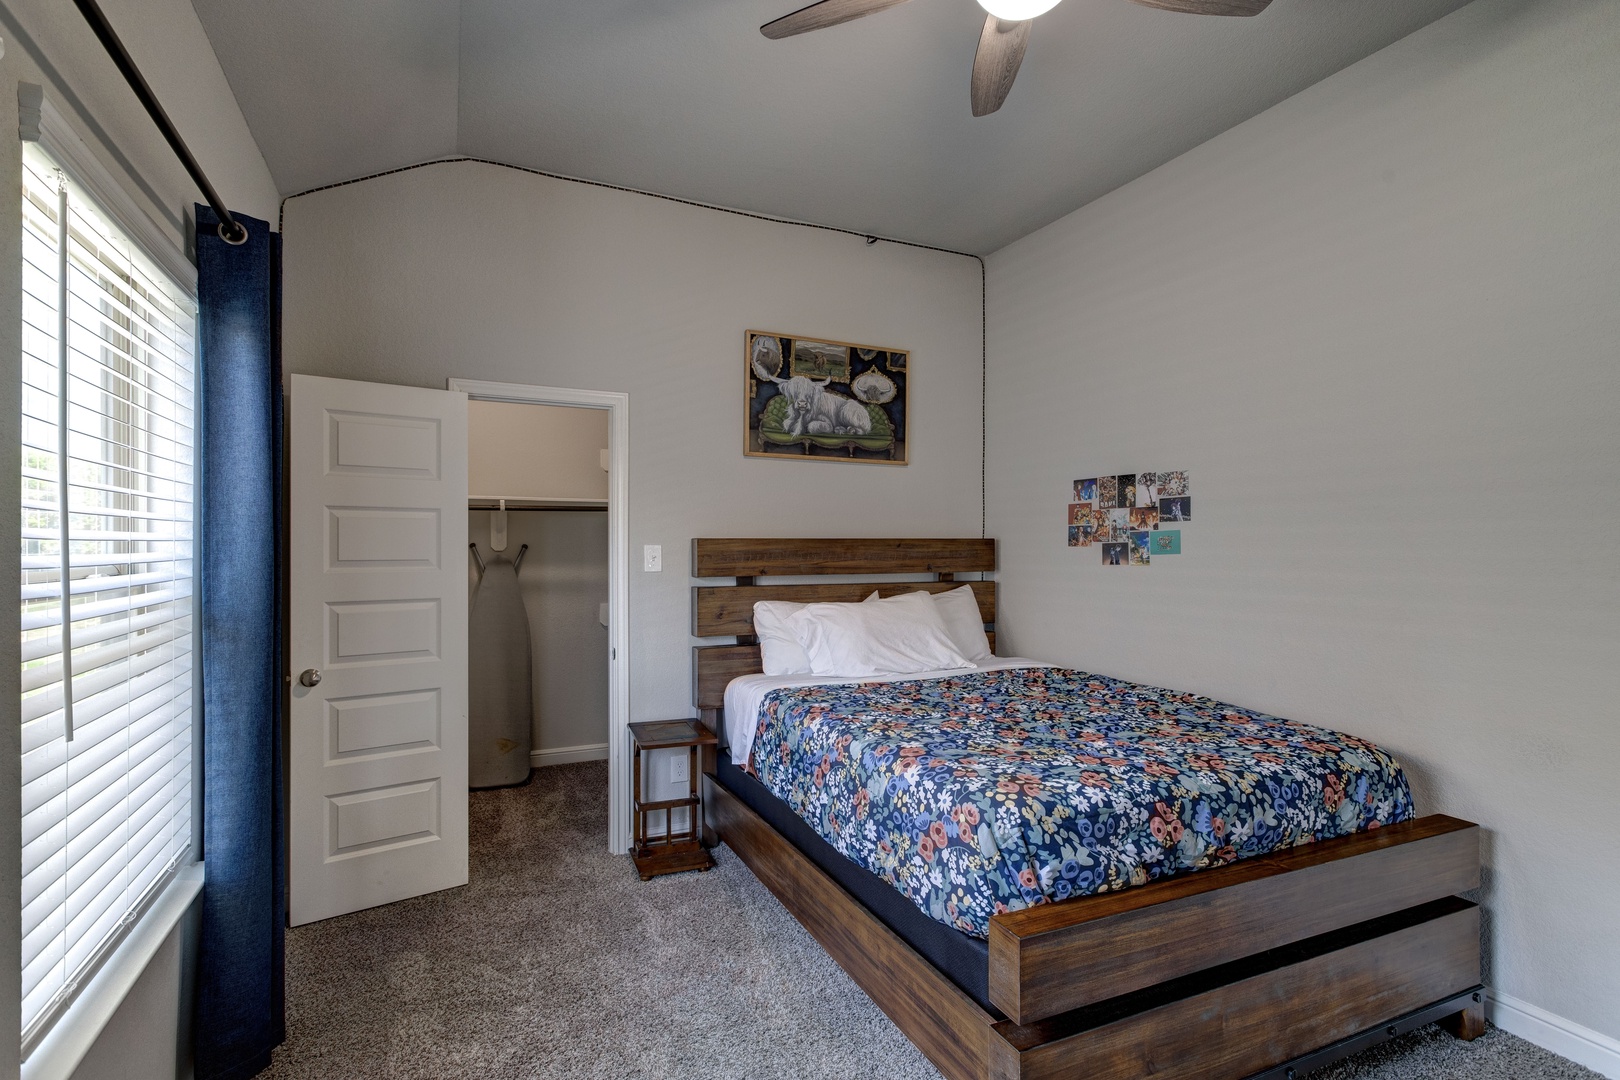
[971,15,1031,117]
[1127,0,1272,16]
[761,0,913,39]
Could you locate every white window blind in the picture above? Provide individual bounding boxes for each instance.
[18,141,196,1051]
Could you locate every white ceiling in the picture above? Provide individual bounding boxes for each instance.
[192,0,1472,253]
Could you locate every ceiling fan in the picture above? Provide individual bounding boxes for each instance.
[760,0,1273,116]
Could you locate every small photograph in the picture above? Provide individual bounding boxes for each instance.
[1159,496,1191,522]
[1069,502,1094,526]
[1096,475,1118,508]
[790,339,851,381]
[850,368,898,404]
[1136,472,1159,507]
[1159,471,1189,498]
[1068,526,1081,548]
[1130,506,1159,531]
[1074,477,1098,503]
[1117,474,1137,510]
[1105,507,1130,542]
[1129,530,1151,565]
[1151,530,1181,555]
[1102,542,1128,566]
[1076,522,1096,547]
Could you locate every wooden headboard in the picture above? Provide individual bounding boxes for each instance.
[691,538,996,734]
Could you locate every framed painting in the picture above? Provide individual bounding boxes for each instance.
[745,330,908,464]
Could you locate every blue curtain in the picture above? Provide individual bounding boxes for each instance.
[193,206,285,1080]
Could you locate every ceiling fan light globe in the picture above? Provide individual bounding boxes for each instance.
[976,0,1061,20]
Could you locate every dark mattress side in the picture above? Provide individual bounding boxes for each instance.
[712,756,997,1016]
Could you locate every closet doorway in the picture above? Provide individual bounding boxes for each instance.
[451,380,630,854]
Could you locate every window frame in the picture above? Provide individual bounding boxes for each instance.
[17,87,204,1068]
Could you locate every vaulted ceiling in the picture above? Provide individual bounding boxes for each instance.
[192,0,1472,253]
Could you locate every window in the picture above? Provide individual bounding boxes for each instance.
[18,141,196,1050]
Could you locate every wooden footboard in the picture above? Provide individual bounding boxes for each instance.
[706,775,1483,1080]
[989,897,1480,1080]
[988,815,1478,1023]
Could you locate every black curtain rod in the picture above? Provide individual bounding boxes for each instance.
[70,0,248,244]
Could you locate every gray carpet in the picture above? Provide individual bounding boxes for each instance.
[265,762,1598,1079]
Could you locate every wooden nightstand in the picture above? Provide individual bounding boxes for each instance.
[629,719,718,880]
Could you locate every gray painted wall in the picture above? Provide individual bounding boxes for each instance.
[985,0,1619,1043]
[280,160,986,733]
[469,510,610,755]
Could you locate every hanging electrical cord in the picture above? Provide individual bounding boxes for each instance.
[69,0,249,244]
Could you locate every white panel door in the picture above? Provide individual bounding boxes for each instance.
[288,374,469,925]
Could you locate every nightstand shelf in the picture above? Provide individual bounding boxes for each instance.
[629,719,717,880]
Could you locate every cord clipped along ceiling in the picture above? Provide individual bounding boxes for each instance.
[193,0,1472,253]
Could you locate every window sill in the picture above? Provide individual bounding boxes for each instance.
[22,862,205,1080]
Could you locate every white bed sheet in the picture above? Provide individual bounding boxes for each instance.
[724,657,1050,766]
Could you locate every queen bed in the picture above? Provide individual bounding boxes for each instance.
[690,538,1483,1080]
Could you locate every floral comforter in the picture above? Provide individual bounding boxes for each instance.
[748,666,1413,939]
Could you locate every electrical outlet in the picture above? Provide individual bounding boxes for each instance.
[643,544,662,572]
[669,752,690,784]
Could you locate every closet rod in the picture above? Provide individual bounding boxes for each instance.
[468,504,608,513]
[70,0,248,245]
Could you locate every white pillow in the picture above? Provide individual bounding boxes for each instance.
[754,593,882,676]
[864,587,993,663]
[753,600,813,676]
[787,590,972,678]
[928,585,993,663]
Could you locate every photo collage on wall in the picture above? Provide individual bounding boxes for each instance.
[1068,471,1189,566]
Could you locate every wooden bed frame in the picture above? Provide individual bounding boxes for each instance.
[691,538,1484,1080]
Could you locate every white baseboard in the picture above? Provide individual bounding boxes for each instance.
[530,742,609,768]
[1488,989,1620,1079]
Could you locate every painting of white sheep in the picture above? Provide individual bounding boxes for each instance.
[745,331,906,464]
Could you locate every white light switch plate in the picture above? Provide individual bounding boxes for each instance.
[643,544,662,572]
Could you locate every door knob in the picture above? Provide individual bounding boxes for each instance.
[299,668,322,688]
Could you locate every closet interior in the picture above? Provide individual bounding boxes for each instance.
[465,400,610,789]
